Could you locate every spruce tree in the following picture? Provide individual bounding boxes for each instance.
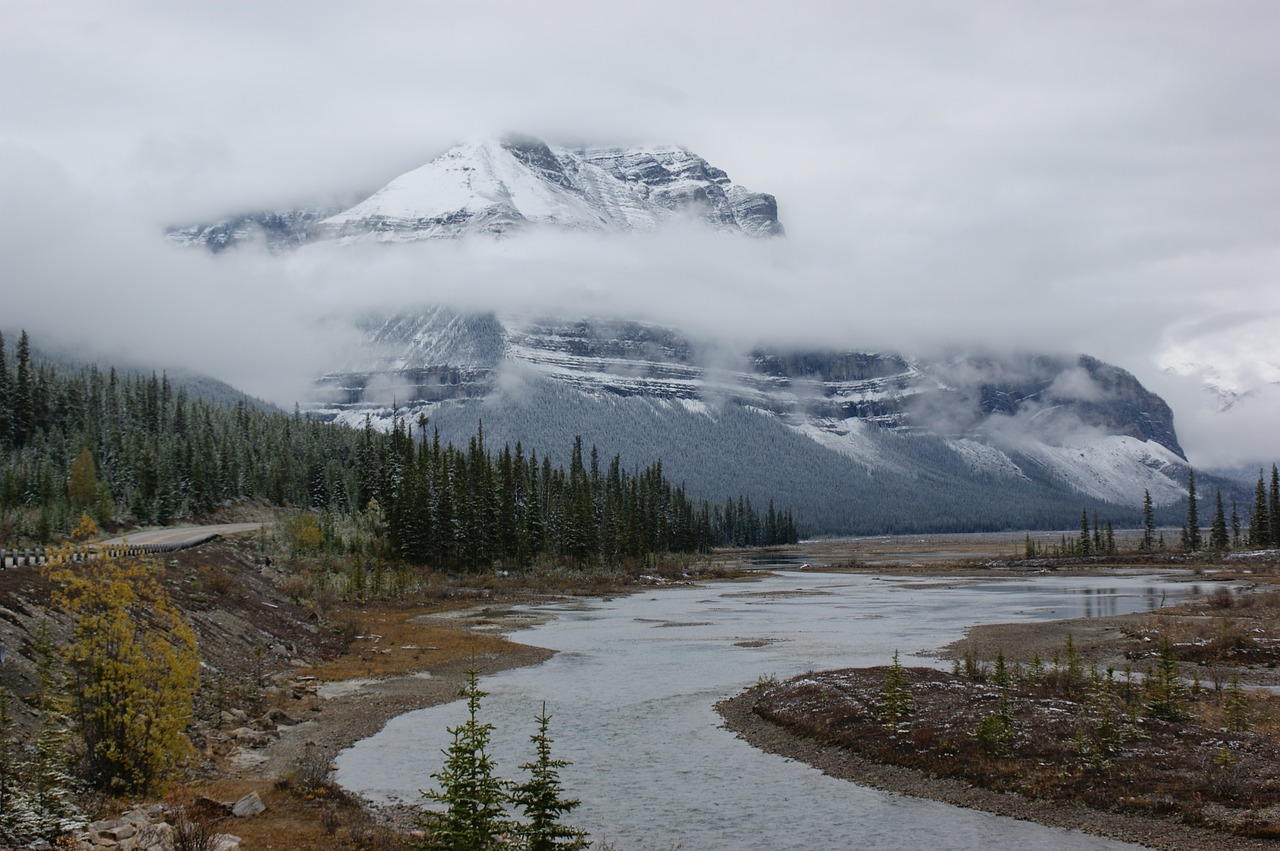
[511,705,589,851]
[11,331,32,449]
[1250,470,1270,547]
[417,669,512,851]
[1210,490,1229,550]
[1140,489,1156,552]
[1184,470,1201,551]
[0,330,9,450]
[1271,464,1280,548]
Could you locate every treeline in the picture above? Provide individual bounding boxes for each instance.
[1022,468,1280,560]
[1137,469,1280,553]
[0,330,797,564]
[377,424,797,570]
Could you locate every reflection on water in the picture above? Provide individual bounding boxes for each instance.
[337,572,1192,850]
[967,583,1176,619]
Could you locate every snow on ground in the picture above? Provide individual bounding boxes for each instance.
[946,438,1028,480]
[788,416,894,471]
[1015,435,1187,506]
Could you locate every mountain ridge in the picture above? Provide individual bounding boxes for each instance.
[168,135,783,249]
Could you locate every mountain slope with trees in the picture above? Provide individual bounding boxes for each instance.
[0,331,796,565]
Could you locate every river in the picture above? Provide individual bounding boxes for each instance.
[336,570,1197,849]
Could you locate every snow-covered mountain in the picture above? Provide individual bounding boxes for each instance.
[310,309,1197,532]
[168,135,782,249]
[168,136,1206,532]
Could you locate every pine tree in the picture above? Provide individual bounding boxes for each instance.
[1270,464,1280,549]
[11,331,33,449]
[511,705,589,851]
[0,330,9,450]
[1140,489,1156,552]
[1145,637,1185,721]
[1250,469,1270,547]
[1079,508,1091,556]
[1223,671,1250,733]
[878,650,914,729]
[1184,470,1201,551]
[417,669,513,850]
[1210,490,1229,550]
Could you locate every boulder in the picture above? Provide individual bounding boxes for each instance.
[188,795,233,820]
[260,707,299,727]
[231,790,265,818]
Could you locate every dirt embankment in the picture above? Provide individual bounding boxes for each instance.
[0,534,579,847]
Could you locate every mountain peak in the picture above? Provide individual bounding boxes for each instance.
[169,135,784,250]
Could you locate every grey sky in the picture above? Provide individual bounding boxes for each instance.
[2,0,1277,466]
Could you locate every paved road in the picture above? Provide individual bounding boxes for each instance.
[101,522,264,547]
[2,523,264,568]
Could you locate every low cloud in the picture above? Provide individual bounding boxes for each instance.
[2,1,1277,466]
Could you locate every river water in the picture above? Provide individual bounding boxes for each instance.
[337,571,1197,849]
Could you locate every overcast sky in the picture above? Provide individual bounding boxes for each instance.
[2,0,1277,466]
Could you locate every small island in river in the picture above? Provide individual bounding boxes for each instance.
[719,554,1280,851]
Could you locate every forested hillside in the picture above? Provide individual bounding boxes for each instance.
[0,331,796,566]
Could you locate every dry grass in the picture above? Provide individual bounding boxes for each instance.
[298,602,532,682]
[164,780,411,851]
[754,666,1280,838]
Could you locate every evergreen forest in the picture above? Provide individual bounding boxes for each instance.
[0,331,797,567]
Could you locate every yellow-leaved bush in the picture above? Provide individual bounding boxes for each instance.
[49,557,199,794]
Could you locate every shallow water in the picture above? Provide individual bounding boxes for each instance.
[337,571,1195,849]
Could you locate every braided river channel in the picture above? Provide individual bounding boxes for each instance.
[336,570,1201,849]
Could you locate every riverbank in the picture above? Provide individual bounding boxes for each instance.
[716,688,1273,851]
[716,575,1280,851]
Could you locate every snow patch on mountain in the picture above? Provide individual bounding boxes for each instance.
[1016,435,1187,506]
[946,438,1028,480]
[788,416,896,471]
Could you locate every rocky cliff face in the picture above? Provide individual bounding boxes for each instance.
[308,309,1191,519]
[168,135,783,249]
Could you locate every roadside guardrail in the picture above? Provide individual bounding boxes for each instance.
[0,534,219,569]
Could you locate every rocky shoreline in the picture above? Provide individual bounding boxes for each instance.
[235,644,556,788]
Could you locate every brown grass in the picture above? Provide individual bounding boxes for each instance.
[164,780,411,850]
[753,666,1280,838]
[298,602,531,682]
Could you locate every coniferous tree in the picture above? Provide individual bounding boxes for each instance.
[1210,490,1229,550]
[511,705,589,851]
[1079,508,1091,556]
[1231,499,1241,548]
[1250,469,1270,547]
[1184,470,1201,551]
[0,330,9,450]
[1271,464,1280,548]
[11,331,33,449]
[417,669,512,851]
[1139,489,1156,552]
